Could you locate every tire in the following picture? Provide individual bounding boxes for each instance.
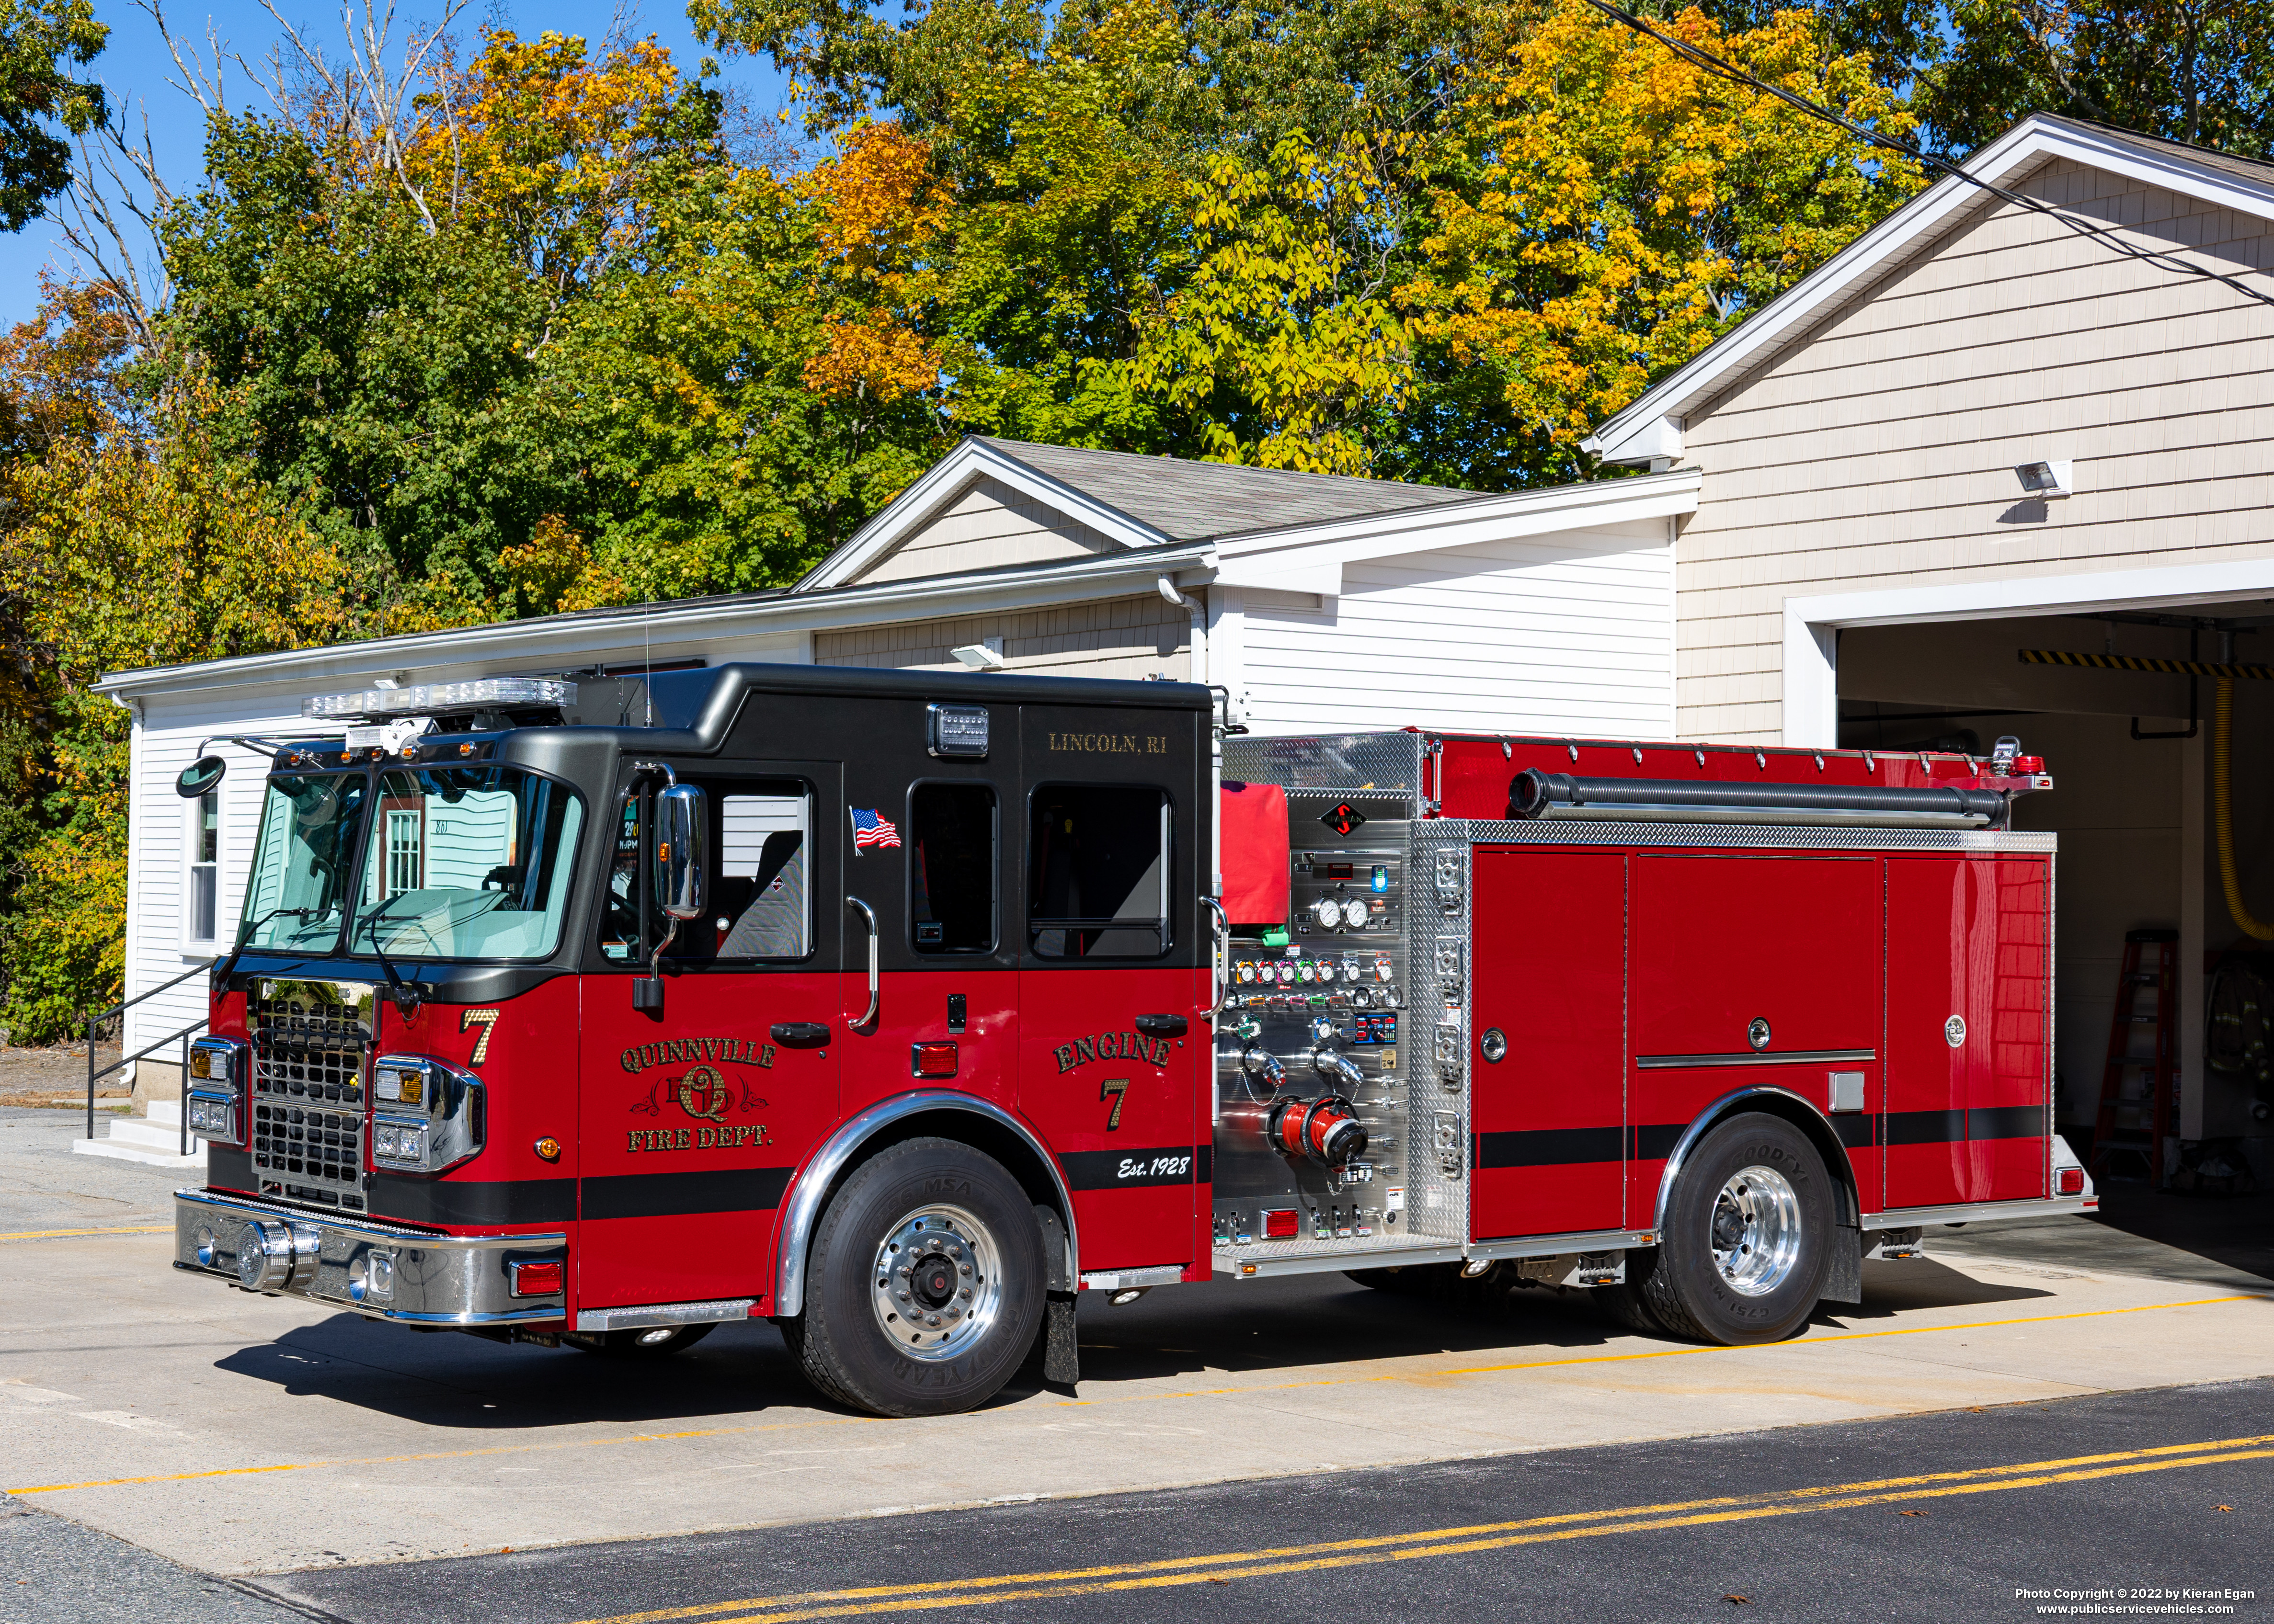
[569,1322,717,1358]
[783,1136,1046,1418]
[1642,1112,1832,1346]
[1593,1254,1672,1336]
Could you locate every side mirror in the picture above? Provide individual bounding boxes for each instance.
[176,756,227,798]
[652,783,707,922]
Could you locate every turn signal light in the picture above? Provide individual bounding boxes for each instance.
[509,1260,563,1296]
[1262,1208,1299,1240]
[911,1041,959,1079]
[2057,1166,2084,1196]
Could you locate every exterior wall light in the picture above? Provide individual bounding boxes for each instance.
[2015,459,2074,500]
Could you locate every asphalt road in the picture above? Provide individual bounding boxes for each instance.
[11,1376,2263,1624]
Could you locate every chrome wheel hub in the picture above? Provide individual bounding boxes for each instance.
[1708,1164,1802,1296]
[871,1203,1002,1362]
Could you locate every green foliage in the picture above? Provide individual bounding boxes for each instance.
[0,0,107,232]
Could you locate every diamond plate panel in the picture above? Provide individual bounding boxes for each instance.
[1402,824,1470,1241]
[1222,733,1428,813]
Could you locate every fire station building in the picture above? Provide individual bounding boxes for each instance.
[93,112,2274,1182]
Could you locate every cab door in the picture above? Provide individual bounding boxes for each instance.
[575,760,843,1314]
[837,717,1019,1126]
[1015,704,1211,1277]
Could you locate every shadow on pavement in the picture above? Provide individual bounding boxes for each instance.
[209,1249,2070,1428]
[213,1314,802,1429]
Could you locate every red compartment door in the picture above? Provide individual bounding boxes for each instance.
[1469,848,1627,1239]
[1886,856,2050,1207]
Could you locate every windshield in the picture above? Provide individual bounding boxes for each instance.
[236,773,370,953]
[350,767,584,960]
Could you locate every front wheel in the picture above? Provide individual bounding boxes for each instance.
[1642,1112,1832,1345]
[782,1136,1046,1418]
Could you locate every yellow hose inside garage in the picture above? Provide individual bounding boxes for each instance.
[2213,675,2274,939]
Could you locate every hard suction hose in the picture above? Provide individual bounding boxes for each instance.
[2212,676,2274,940]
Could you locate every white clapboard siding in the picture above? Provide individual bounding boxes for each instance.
[125,686,314,1062]
[1232,521,1675,738]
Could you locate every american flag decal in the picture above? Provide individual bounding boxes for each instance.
[849,807,901,852]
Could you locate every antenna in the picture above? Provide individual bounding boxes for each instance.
[643,598,653,727]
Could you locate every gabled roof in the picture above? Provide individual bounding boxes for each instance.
[971,437,1476,539]
[796,434,1474,591]
[1586,113,2274,467]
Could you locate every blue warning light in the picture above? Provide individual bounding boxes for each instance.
[1371,865,1389,893]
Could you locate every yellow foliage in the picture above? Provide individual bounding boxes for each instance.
[405,29,696,286]
[1405,0,1924,446]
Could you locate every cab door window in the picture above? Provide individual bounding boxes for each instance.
[909,783,996,953]
[1028,785,1171,958]
[597,779,811,963]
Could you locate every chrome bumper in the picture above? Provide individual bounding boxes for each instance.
[173,1189,566,1326]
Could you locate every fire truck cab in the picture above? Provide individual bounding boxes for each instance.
[170,665,2095,1417]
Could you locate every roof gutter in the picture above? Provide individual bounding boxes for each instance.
[94,540,1219,701]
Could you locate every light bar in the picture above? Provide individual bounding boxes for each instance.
[302,678,576,719]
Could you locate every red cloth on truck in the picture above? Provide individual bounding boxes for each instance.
[1221,781,1290,925]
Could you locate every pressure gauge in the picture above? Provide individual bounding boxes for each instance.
[1297,960,1317,983]
[1276,960,1297,984]
[1341,898,1370,929]
[1235,960,1257,983]
[1374,955,1394,981]
[1312,896,1343,930]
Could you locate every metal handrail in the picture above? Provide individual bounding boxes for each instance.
[82,959,217,1142]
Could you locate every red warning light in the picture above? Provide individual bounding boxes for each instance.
[1262,1208,1300,1239]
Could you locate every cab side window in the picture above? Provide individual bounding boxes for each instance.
[598,779,811,963]
[1028,785,1171,958]
[910,783,995,952]
[713,791,809,959]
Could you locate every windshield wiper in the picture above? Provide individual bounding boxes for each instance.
[216,907,317,987]
[351,893,427,1019]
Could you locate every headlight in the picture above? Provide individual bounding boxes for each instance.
[368,1054,484,1175]
[185,1037,249,1147]
[372,1118,429,1166]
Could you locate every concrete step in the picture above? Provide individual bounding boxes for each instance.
[70,1099,207,1169]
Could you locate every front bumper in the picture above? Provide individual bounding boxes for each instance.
[174,1189,566,1326]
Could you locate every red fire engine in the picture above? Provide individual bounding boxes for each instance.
[170,666,2093,1417]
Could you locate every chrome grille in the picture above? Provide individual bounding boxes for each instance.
[248,984,372,1212]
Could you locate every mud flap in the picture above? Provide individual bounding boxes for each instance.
[1035,1204,1078,1393]
[1041,1291,1080,1391]
[1821,1223,1863,1307]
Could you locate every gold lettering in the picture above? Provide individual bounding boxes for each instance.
[620,1050,641,1075]
[1053,1044,1076,1073]
[627,1130,641,1151]
[676,1128,690,1148]
[1074,1035,1097,1066]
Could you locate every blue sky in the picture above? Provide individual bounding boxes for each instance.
[0,0,797,329]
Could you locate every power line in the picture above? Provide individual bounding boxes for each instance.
[1577,0,2274,313]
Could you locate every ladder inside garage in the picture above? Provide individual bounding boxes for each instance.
[2090,928,2178,1185]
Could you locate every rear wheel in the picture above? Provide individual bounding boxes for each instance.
[1642,1113,1831,1345]
[781,1137,1045,1418]
[568,1322,717,1358]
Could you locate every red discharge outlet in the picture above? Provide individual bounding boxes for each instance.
[1265,1095,1368,1167]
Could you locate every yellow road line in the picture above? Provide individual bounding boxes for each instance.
[581,1438,2274,1624]
[8,1292,2263,1498]
[0,1226,172,1242]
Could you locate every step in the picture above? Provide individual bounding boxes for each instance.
[69,1136,206,1169]
[104,1116,204,1153]
[69,1100,207,1169]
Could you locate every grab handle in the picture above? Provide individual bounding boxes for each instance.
[846,896,879,1027]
